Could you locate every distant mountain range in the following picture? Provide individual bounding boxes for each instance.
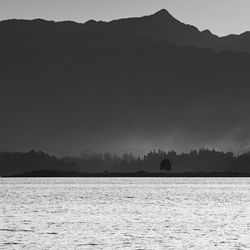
[1,9,250,159]
[2,9,250,53]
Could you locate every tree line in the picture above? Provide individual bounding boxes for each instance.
[1,148,250,176]
[64,149,249,173]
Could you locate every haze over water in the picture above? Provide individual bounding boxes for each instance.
[1,178,250,249]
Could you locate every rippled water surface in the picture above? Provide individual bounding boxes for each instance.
[1,178,250,249]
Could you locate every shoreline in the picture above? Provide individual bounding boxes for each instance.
[3,170,250,178]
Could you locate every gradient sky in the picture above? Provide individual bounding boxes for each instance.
[1,0,250,36]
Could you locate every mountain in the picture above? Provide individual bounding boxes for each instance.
[2,9,250,53]
[1,10,250,158]
[81,9,220,49]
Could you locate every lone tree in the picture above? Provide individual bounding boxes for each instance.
[160,159,172,172]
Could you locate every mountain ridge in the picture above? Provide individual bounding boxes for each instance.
[1,9,250,156]
[2,9,250,53]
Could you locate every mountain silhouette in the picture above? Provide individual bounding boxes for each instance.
[1,10,250,157]
[102,9,219,48]
[2,9,250,54]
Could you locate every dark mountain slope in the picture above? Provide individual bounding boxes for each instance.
[2,9,250,53]
[1,36,250,156]
[0,9,219,53]
[1,10,250,160]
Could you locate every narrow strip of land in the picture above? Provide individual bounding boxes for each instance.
[4,170,250,178]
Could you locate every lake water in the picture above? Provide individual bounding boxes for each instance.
[1,178,250,249]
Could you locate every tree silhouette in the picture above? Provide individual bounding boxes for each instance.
[160,159,172,172]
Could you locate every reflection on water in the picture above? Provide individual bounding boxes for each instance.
[1,178,250,249]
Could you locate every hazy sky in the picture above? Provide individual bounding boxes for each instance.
[1,0,250,36]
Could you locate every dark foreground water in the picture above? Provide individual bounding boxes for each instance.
[1,178,250,249]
